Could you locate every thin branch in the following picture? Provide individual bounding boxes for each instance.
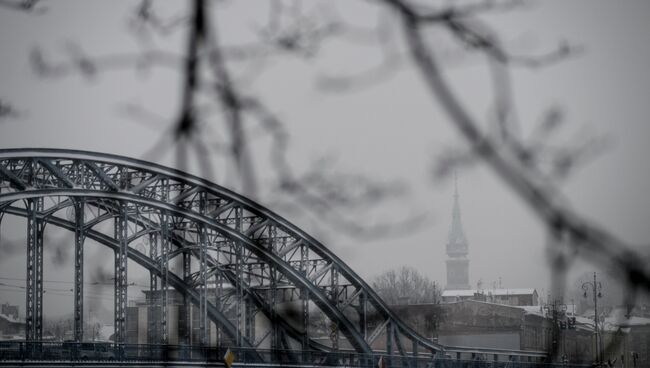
[173,0,205,139]
[205,2,258,197]
[0,0,44,13]
[417,0,527,23]
[30,47,183,79]
[0,99,20,120]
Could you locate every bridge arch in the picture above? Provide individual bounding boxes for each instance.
[0,148,550,364]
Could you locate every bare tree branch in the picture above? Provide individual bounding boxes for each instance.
[0,99,20,120]
[0,0,44,13]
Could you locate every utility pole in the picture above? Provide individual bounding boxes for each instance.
[543,299,567,363]
[582,272,603,365]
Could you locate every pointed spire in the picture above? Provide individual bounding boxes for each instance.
[445,172,470,290]
[447,171,468,254]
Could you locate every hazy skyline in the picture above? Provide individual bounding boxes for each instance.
[1,1,650,318]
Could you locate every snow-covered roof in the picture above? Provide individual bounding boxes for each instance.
[603,308,650,329]
[486,288,537,296]
[0,312,23,324]
[442,289,476,297]
[99,325,114,342]
[615,316,650,327]
[442,288,537,297]
[0,334,24,340]
[519,305,545,317]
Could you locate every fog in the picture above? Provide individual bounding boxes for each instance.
[1,0,649,319]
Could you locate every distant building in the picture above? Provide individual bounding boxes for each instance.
[437,300,551,351]
[388,299,596,363]
[598,308,650,366]
[445,175,470,290]
[1,303,19,320]
[442,288,539,306]
[0,303,24,339]
[126,288,224,346]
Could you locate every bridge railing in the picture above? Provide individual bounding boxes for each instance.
[0,341,590,367]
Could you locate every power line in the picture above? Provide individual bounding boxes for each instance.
[0,276,150,288]
[0,288,115,302]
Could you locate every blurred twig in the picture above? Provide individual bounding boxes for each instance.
[0,0,44,13]
[0,99,20,120]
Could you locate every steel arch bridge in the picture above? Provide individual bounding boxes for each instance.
[0,149,546,365]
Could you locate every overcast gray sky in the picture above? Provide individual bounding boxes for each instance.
[1,1,650,318]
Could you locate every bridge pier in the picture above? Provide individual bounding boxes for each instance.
[245,263,255,344]
[199,224,208,346]
[215,263,223,347]
[358,291,367,340]
[25,197,44,341]
[73,199,85,342]
[235,206,244,348]
[148,232,158,344]
[386,321,394,367]
[198,192,208,347]
[160,212,170,344]
[330,266,339,350]
[183,249,191,347]
[114,201,128,345]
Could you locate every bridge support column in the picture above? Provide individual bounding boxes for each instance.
[198,193,208,347]
[25,197,44,341]
[160,213,169,344]
[183,250,191,347]
[199,224,208,346]
[359,292,367,340]
[148,233,158,344]
[270,265,279,351]
[73,199,85,342]
[386,321,394,367]
[299,243,309,351]
[114,202,128,345]
[330,266,339,350]
[268,230,280,352]
[235,206,244,347]
[244,264,255,344]
[215,268,223,347]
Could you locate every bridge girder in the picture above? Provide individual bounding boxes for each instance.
[0,149,450,360]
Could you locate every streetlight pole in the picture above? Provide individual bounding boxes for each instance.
[582,272,603,366]
[543,299,567,363]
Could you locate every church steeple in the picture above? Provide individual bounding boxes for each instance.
[445,172,470,290]
[447,172,468,256]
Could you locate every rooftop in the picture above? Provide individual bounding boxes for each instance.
[442,288,537,297]
[0,312,23,325]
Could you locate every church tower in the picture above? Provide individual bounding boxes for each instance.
[445,174,470,290]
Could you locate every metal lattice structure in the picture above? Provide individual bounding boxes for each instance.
[0,149,546,365]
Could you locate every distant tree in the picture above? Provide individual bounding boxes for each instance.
[371,266,440,305]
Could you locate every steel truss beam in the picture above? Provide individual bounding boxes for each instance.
[8,188,374,353]
[73,199,85,342]
[2,205,261,358]
[1,149,543,362]
[148,232,158,344]
[160,212,170,344]
[25,197,44,341]
[114,201,129,344]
